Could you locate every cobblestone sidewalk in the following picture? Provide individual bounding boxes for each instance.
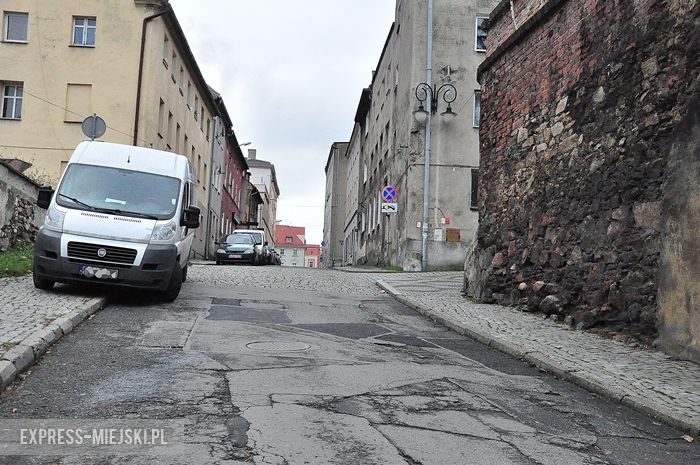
[0,276,106,388]
[373,271,700,435]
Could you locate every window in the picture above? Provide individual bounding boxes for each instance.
[179,67,184,92]
[171,52,177,82]
[1,82,23,119]
[200,107,204,131]
[293,249,298,257]
[184,135,189,158]
[4,12,28,42]
[194,96,199,119]
[196,154,201,182]
[475,16,488,52]
[64,83,91,122]
[470,169,479,209]
[162,35,169,64]
[175,123,181,153]
[285,236,292,243]
[186,81,192,107]
[473,90,481,128]
[280,248,284,255]
[157,99,165,137]
[206,118,211,140]
[72,17,96,46]
[166,111,173,149]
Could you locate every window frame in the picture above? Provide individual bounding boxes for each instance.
[473,90,481,128]
[470,168,479,210]
[3,12,29,43]
[475,16,488,53]
[1,82,24,120]
[72,16,96,47]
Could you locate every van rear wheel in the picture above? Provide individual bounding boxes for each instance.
[160,266,182,302]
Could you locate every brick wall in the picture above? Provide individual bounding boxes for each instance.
[470,0,699,355]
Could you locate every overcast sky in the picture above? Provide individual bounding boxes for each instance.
[168,0,396,244]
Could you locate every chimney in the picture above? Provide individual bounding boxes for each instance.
[248,149,257,160]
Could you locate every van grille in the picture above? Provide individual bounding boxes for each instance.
[67,242,137,265]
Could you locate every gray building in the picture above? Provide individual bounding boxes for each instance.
[327,0,497,270]
[322,142,349,268]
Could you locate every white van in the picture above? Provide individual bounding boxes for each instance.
[33,141,200,302]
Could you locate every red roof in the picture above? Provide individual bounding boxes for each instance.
[275,224,306,247]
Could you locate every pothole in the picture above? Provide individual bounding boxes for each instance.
[245,341,314,352]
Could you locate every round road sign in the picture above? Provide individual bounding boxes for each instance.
[382,185,398,202]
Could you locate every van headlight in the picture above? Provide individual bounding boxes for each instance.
[44,204,65,232]
[151,220,176,242]
[216,248,225,254]
[245,248,255,254]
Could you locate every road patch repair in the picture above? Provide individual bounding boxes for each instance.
[374,272,700,436]
[0,276,107,389]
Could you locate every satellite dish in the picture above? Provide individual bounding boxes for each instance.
[81,114,107,140]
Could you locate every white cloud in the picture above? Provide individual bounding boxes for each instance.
[169,0,396,244]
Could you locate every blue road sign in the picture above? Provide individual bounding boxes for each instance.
[382,185,398,202]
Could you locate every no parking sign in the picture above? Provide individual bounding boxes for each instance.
[382,185,398,202]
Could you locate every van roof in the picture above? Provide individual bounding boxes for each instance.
[69,141,191,179]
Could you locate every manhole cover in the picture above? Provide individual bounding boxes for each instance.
[246,341,313,352]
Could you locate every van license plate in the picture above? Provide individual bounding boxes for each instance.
[80,265,119,280]
[229,254,242,259]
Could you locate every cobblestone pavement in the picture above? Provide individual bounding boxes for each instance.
[373,271,700,435]
[189,262,383,296]
[0,277,102,358]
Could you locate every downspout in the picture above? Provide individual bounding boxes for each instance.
[421,0,434,271]
[205,112,221,259]
[133,3,170,146]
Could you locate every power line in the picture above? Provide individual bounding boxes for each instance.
[0,144,71,151]
[20,89,152,146]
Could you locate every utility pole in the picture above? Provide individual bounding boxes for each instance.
[421,0,434,271]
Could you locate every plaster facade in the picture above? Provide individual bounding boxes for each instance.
[322,142,349,267]
[328,0,498,271]
[247,150,280,246]
[0,0,217,258]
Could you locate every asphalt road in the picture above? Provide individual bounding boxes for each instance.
[0,268,697,464]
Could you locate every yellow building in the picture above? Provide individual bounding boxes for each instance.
[0,0,217,257]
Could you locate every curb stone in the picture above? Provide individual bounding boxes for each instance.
[0,296,107,390]
[375,279,700,436]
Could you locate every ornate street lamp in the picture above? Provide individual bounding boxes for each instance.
[413,82,458,125]
[413,81,458,271]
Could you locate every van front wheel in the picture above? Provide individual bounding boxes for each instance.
[33,261,54,291]
[160,266,182,302]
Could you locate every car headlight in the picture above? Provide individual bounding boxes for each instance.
[151,220,176,242]
[245,248,255,254]
[44,203,65,232]
[217,248,225,254]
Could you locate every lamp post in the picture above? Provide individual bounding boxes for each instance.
[413,81,458,271]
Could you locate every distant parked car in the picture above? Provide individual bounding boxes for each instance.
[231,228,267,265]
[215,234,258,265]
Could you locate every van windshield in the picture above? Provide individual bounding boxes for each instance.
[56,164,181,220]
[234,231,263,244]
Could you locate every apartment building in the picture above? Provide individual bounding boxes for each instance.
[322,142,349,267]
[246,150,280,246]
[325,0,498,270]
[0,0,218,257]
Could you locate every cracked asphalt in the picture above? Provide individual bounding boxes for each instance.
[0,265,697,464]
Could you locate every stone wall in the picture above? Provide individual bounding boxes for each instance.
[0,162,44,250]
[470,0,699,357]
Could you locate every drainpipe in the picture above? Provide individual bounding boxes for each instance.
[205,114,221,259]
[421,0,434,271]
[133,3,170,146]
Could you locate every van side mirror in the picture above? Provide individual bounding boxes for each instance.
[37,187,55,209]
[181,206,200,229]
[264,241,269,246]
